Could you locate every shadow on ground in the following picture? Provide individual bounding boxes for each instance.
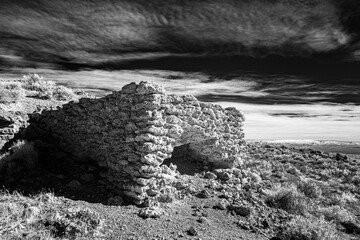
[1,143,204,205]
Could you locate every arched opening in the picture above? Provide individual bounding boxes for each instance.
[162,143,211,176]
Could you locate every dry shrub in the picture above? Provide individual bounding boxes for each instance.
[265,184,310,215]
[276,215,342,240]
[317,205,355,224]
[1,74,77,102]
[327,192,358,206]
[52,85,76,101]
[0,81,24,103]
[21,74,55,99]
[21,74,75,101]
[0,192,103,239]
[296,179,322,199]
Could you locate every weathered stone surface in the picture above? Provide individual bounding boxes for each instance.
[0,109,27,150]
[228,204,251,217]
[25,81,245,203]
[138,206,163,219]
[186,226,198,236]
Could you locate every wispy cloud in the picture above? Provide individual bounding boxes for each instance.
[0,0,357,67]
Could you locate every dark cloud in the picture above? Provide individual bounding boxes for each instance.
[0,0,359,68]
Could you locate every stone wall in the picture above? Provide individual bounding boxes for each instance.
[0,110,27,150]
[25,81,245,203]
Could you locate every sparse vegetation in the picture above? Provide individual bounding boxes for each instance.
[0,192,103,239]
[265,184,310,215]
[317,205,355,224]
[0,81,24,104]
[296,179,322,199]
[276,215,341,240]
[0,74,77,104]
[21,74,55,99]
[21,74,76,101]
[52,85,77,101]
[245,142,360,239]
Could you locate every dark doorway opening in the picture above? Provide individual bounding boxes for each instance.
[162,144,205,176]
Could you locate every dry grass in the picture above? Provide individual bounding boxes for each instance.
[21,74,76,101]
[276,215,342,240]
[316,205,355,224]
[21,74,55,99]
[1,74,78,104]
[0,81,24,104]
[52,85,77,101]
[264,173,359,238]
[1,74,77,104]
[265,184,311,215]
[0,191,103,240]
[296,179,322,199]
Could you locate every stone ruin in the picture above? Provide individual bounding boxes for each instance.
[0,109,27,150]
[25,81,245,204]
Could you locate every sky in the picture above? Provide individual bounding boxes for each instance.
[0,0,360,68]
[0,0,359,141]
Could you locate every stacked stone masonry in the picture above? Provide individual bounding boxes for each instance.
[26,82,245,203]
[0,109,27,150]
